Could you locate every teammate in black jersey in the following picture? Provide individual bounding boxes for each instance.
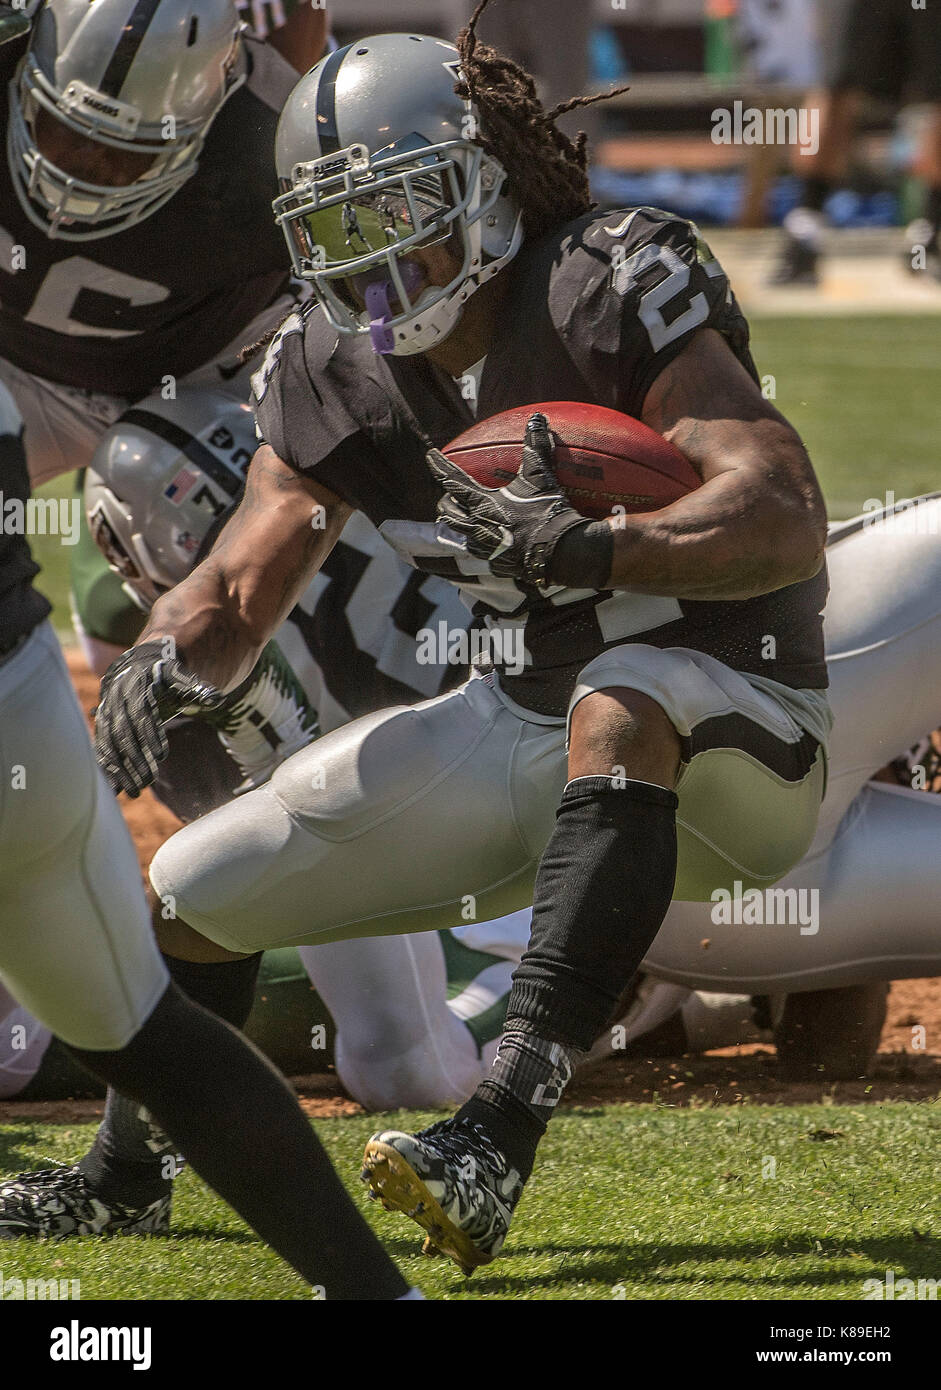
[0,0,328,680]
[0,0,302,417]
[85,5,831,1272]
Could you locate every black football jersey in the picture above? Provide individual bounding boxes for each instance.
[0,36,294,398]
[0,416,52,649]
[280,510,472,724]
[253,208,829,716]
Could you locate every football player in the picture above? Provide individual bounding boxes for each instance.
[67,395,788,1112]
[0,381,418,1298]
[0,0,309,488]
[0,389,763,1114]
[132,11,832,1275]
[57,6,832,1276]
[81,412,941,1099]
[31,8,934,1276]
[76,392,911,1100]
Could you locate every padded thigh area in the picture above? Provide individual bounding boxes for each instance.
[149,678,566,952]
[268,696,501,841]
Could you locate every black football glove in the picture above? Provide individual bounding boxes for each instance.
[428,412,590,588]
[95,641,226,797]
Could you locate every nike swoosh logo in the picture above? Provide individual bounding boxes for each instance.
[604,209,641,238]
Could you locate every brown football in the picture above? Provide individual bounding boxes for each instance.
[444,401,700,519]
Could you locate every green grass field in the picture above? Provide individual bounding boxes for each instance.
[747,315,941,519]
[1,1104,938,1300]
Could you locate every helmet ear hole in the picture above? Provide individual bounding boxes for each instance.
[479,190,521,262]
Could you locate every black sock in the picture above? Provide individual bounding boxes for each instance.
[67,983,407,1300]
[509,777,678,1046]
[925,185,941,243]
[461,776,678,1177]
[456,1032,587,1181]
[456,1090,542,1180]
[159,953,263,1027]
[79,954,262,1205]
[799,175,831,214]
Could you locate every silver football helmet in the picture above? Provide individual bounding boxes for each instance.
[85,388,257,609]
[8,0,246,240]
[273,33,523,357]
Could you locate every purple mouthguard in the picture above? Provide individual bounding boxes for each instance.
[358,260,425,354]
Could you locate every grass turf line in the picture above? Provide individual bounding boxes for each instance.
[1,1102,937,1301]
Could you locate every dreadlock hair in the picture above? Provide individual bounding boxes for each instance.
[455,0,630,242]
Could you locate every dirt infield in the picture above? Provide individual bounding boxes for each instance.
[6,1046,939,1125]
[39,649,938,1122]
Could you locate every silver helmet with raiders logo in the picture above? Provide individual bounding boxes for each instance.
[8,0,246,240]
[273,32,523,357]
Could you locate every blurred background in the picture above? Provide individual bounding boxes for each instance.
[332,1,930,237]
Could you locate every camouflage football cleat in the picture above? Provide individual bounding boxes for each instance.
[0,1166,170,1239]
[361,1118,523,1276]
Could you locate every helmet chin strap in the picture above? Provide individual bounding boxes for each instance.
[359,260,428,355]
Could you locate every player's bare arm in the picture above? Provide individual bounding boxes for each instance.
[94,446,349,799]
[429,331,825,606]
[598,326,827,599]
[140,445,350,692]
[433,350,827,606]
